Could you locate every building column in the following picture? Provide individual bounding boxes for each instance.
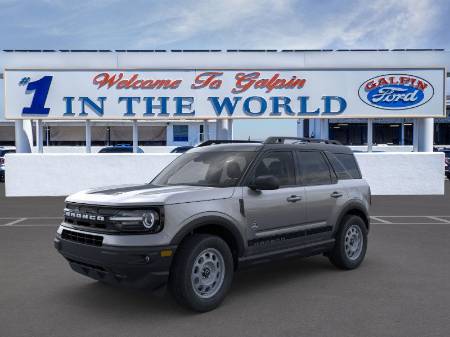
[296,119,304,138]
[400,120,405,146]
[320,119,329,139]
[215,119,229,140]
[85,120,92,153]
[413,119,419,152]
[417,118,434,152]
[226,119,233,140]
[14,120,33,153]
[367,119,373,152]
[309,119,320,138]
[203,120,210,141]
[36,120,43,153]
[132,120,139,153]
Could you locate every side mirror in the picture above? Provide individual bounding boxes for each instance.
[249,175,280,190]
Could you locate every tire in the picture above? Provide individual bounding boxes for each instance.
[328,215,368,270]
[169,234,234,312]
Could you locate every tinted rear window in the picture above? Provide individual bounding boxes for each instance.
[327,153,361,179]
[297,151,332,186]
[254,151,296,186]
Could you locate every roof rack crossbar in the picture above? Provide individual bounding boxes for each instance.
[264,136,342,145]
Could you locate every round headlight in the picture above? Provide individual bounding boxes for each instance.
[142,211,158,229]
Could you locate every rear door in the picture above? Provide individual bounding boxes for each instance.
[296,150,345,237]
[243,150,306,250]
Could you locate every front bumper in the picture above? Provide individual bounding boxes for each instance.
[54,231,176,289]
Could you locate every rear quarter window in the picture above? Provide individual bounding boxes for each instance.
[327,152,362,180]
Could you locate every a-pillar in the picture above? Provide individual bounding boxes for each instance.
[14,120,33,153]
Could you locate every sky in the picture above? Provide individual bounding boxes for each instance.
[0,0,449,139]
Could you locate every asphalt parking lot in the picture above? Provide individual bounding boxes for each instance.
[1,182,450,337]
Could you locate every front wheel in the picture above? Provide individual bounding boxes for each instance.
[169,234,234,312]
[328,215,368,270]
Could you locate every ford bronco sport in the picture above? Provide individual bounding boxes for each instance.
[55,137,370,312]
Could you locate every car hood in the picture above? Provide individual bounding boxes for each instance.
[65,184,236,206]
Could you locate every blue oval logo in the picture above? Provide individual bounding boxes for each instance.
[358,74,434,110]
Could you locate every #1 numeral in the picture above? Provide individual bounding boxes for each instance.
[22,76,53,115]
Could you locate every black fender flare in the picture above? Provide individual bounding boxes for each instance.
[170,215,246,256]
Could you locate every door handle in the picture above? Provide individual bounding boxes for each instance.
[330,191,343,198]
[287,195,302,202]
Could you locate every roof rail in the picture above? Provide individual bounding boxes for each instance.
[264,136,342,145]
[197,140,261,147]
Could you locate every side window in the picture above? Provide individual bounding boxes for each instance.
[327,153,362,179]
[335,153,361,179]
[173,125,189,142]
[253,151,296,187]
[297,151,332,186]
[326,153,352,180]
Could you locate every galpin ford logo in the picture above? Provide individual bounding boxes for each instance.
[358,74,434,110]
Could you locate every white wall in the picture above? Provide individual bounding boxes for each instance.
[4,152,445,197]
[34,146,177,153]
[5,153,179,196]
[350,145,414,152]
[354,152,445,195]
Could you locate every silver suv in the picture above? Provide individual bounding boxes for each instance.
[55,137,370,312]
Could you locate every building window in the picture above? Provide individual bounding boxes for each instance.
[173,125,189,142]
[329,123,367,145]
[434,123,450,145]
[199,124,205,142]
[374,123,401,145]
[0,125,15,146]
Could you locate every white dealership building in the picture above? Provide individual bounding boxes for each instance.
[0,49,449,196]
[1,49,449,150]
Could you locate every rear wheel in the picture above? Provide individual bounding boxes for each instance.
[328,215,367,270]
[169,234,234,312]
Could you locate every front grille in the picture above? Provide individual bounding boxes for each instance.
[64,204,119,232]
[62,229,103,247]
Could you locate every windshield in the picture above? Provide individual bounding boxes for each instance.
[152,150,257,187]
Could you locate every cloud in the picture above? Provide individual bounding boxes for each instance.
[0,0,447,50]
